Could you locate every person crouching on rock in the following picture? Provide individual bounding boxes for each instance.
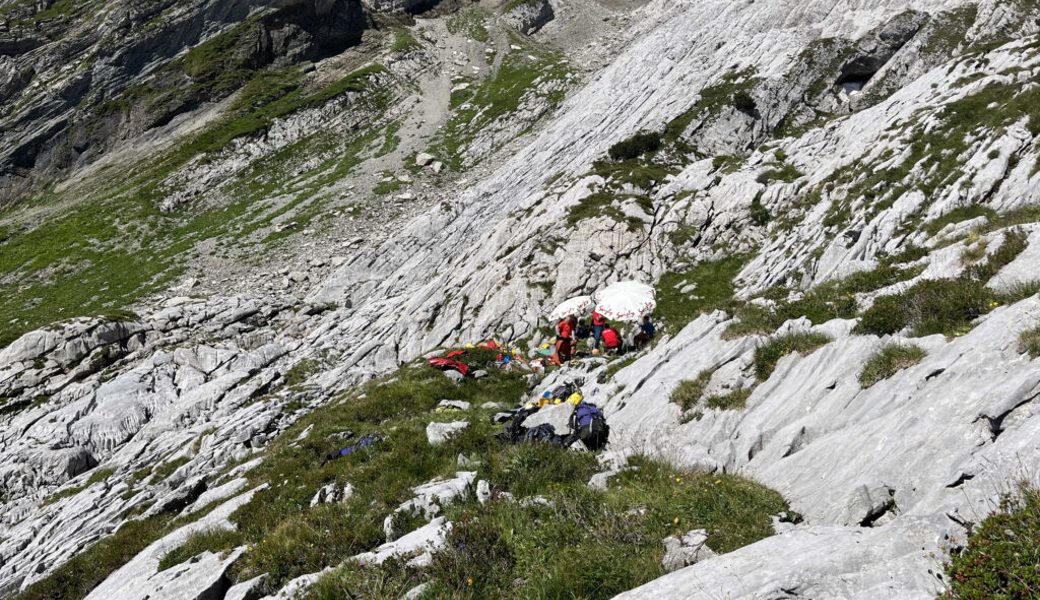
[551,314,577,365]
[601,324,623,355]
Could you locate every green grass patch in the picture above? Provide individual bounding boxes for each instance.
[152,457,191,482]
[564,191,650,232]
[858,343,927,387]
[723,262,925,339]
[390,28,421,54]
[753,332,832,381]
[856,229,1029,337]
[0,65,390,349]
[15,516,170,600]
[43,467,116,505]
[446,6,490,43]
[655,255,750,332]
[924,205,998,236]
[412,457,785,599]
[939,485,1040,600]
[664,68,761,143]
[158,527,245,571]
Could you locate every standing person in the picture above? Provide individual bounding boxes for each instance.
[551,314,577,365]
[591,310,607,351]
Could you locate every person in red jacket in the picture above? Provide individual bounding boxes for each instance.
[551,315,577,365]
[601,325,622,354]
[591,310,607,350]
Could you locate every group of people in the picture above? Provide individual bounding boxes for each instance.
[550,311,656,365]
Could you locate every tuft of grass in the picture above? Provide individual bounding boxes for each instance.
[152,457,191,482]
[15,516,170,600]
[670,370,712,413]
[43,468,117,505]
[664,68,761,143]
[938,485,1040,600]
[158,528,244,571]
[565,191,649,232]
[1019,325,1040,358]
[756,161,803,184]
[753,332,832,381]
[858,343,927,387]
[856,278,993,337]
[390,28,421,54]
[284,359,319,388]
[704,387,753,411]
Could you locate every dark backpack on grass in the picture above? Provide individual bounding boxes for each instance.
[569,402,609,450]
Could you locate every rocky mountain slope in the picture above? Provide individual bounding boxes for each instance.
[2,0,1040,597]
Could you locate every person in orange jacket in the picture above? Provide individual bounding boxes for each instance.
[551,315,577,365]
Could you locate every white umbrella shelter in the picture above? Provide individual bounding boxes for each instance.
[594,281,656,322]
[548,295,595,322]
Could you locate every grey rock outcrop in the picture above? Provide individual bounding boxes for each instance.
[503,0,554,35]
[660,529,715,573]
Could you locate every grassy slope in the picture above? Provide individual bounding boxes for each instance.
[0,64,392,348]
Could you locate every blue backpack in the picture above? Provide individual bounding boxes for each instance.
[572,402,605,430]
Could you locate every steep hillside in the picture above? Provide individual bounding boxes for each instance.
[2,0,1040,598]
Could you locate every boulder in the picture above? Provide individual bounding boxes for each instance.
[426,421,469,444]
[661,529,716,572]
[503,0,554,35]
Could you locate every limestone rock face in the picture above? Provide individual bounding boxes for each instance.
[503,0,555,35]
[3,0,1040,598]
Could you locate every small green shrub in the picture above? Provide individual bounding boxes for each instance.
[608,131,663,162]
[749,196,771,226]
[939,486,1040,600]
[858,343,927,387]
[158,528,244,571]
[732,91,757,114]
[753,332,831,380]
[756,161,803,185]
[390,28,420,54]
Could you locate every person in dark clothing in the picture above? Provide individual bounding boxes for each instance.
[591,311,607,350]
[634,315,656,349]
[575,319,592,341]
